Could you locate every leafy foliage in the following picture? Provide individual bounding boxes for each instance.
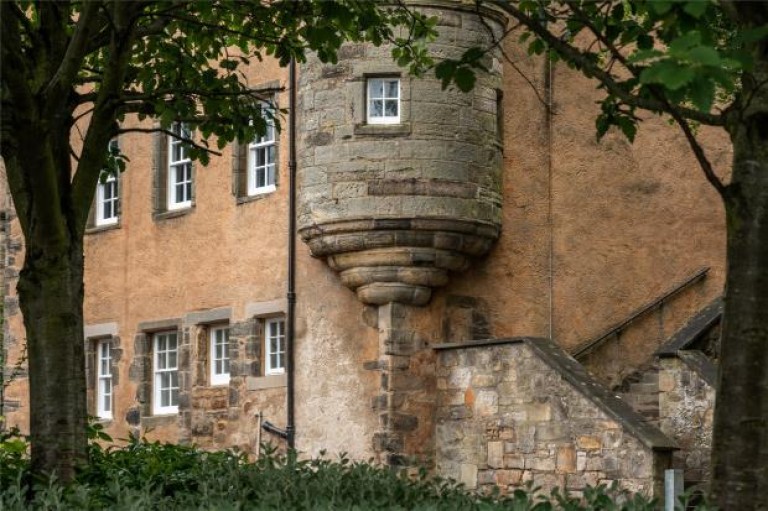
[0,429,716,511]
[433,1,758,144]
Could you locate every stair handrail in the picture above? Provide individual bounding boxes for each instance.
[571,266,710,360]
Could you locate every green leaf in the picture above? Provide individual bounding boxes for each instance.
[687,46,720,66]
[627,48,664,64]
[640,60,696,90]
[688,78,716,112]
[669,31,702,56]
[637,34,654,50]
[683,1,710,19]
[649,1,672,15]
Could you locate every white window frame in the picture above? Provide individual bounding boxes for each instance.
[210,326,230,386]
[367,77,400,125]
[265,318,285,375]
[247,107,277,196]
[95,174,119,226]
[153,331,179,415]
[167,122,193,210]
[96,339,113,419]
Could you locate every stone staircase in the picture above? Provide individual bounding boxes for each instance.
[618,364,661,426]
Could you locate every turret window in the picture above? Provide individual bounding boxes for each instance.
[367,78,400,125]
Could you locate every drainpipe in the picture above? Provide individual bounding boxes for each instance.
[285,57,297,450]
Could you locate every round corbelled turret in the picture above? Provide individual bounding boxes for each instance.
[298,1,505,306]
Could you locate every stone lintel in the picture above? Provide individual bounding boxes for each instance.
[137,317,182,332]
[84,322,119,339]
[244,299,286,318]
[184,307,232,325]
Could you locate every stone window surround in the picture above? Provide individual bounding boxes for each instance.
[86,137,122,234]
[209,325,231,386]
[167,122,194,211]
[96,338,114,420]
[244,299,288,389]
[366,77,401,125]
[135,317,182,421]
[84,322,121,423]
[264,317,286,376]
[233,81,284,205]
[247,102,278,197]
[152,330,181,415]
[353,71,412,137]
[184,307,233,388]
[152,124,196,221]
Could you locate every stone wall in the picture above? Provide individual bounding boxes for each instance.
[658,354,715,485]
[435,338,676,499]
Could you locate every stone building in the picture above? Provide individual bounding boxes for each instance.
[1,1,726,502]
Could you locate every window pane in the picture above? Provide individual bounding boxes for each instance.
[256,147,266,167]
[168,334,178,350]
[369,80,384,98]
[271,353,278,370]
[370,99,383,117]
[168,350,177,369]
[223,358,230,374]
[386,80,399,98]
[170,388,179,406]
[385,100,398,117]
[256,168,266,188]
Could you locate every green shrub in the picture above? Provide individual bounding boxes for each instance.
[0,429,714,510]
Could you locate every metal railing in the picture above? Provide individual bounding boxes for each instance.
[571,267,710,360]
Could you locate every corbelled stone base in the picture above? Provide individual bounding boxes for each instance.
[299,218,499,305]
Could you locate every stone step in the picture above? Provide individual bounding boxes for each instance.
[628,382,659,396]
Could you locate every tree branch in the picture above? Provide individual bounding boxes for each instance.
[488,0,725,127]
[43,1,102,98]
[116,127,222,157]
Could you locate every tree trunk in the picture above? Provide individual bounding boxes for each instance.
[17,236,87,483]
[712,64,768,509]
